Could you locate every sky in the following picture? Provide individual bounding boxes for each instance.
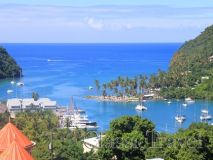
[0,0,213,43]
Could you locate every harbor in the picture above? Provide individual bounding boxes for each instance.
[1,74,212,133]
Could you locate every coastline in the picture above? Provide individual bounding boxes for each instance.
[85,95,162,102]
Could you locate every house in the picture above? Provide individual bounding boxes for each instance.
[0,122,35,160]
[0,140,34,160]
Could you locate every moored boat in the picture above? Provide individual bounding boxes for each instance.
[135,104,147,111]
[185,97,195,104]
[7,89,14,94]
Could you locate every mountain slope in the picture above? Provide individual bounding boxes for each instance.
[169,25,213,85]
[160,25,213,99]
[0,47,22,79]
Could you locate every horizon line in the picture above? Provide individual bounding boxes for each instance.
[0,42,183,44]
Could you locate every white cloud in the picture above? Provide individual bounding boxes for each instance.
[85,17,104,30]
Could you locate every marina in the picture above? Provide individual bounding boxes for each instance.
[58,98,98,131]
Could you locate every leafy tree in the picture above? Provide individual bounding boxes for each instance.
[98,116,155,160]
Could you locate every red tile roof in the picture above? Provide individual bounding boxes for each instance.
[0,140,34,160]
[0,122,33,152]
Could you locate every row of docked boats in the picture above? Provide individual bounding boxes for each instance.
[59,98,98,131]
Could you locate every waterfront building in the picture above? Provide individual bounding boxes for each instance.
[7,98,57,112]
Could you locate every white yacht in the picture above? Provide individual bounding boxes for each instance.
[60,97,98,131]
[135,104,147,111]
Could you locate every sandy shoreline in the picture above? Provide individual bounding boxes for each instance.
[85,95,162,102]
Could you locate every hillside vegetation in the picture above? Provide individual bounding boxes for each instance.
[161,25,213,99]
[0,47,22,79]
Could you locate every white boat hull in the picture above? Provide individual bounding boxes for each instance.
[135,105,147,111]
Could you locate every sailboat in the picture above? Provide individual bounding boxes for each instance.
[175,104,186,123]
[135,96,147,111]
[17,70,24,87]
[10,74,15,85]
[200,99,212,121]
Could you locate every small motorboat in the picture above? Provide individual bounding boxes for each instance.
[201,109,208,114]
[17,82,24,87]
[88,86,93,90]
[182,103,188,107]
[10,81,15,85]
[7,90,14,94]
[167,101,172,104]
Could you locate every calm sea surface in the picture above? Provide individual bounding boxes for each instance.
[0,43,212,133]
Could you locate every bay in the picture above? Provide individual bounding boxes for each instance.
[0,43,212,133]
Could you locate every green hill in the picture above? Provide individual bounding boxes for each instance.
[161,25,213,99]
[0,47,22,79]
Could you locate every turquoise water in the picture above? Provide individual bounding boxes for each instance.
[0,43,212,132]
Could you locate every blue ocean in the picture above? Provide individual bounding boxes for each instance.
[0,43,212,133]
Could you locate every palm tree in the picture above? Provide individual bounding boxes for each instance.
[94,80,100,94]
[139,75,147,93]
[102,90,107,98]
[65,117,70,128]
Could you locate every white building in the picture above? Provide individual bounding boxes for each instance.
[83,135,105,153]
[209,55,213,62]
[201,76,209,82]
[7,98,57,112]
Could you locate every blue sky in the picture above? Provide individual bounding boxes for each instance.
[0,0,213,43]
